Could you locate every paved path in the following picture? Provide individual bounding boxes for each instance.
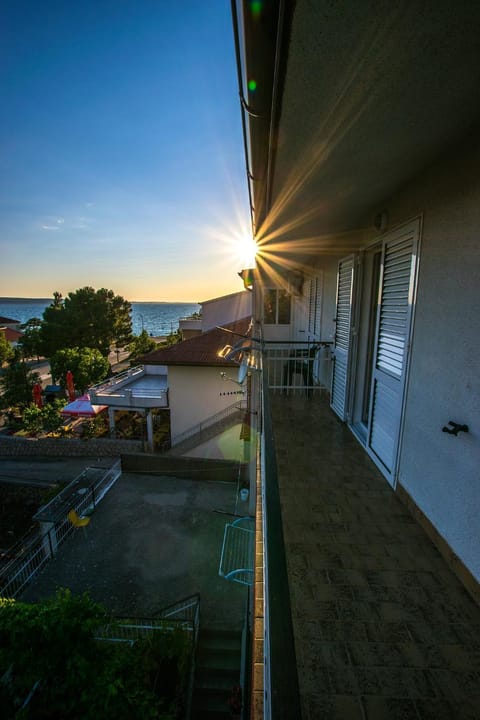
[22,473,247,630]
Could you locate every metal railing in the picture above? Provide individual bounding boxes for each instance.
[260,369,302,719]
[155,592,201,639]
[263,341,332,395]
[0,462,122,599]
[90,366,169,406]
[95,595,200,720]
[89,365,144,394]
[170,400,245,449]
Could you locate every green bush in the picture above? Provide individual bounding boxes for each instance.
[0,590,191,719]
[21,400,66,437]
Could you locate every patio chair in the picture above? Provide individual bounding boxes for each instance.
[67,509,90,536]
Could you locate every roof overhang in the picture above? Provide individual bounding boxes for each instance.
[234,0,480,260]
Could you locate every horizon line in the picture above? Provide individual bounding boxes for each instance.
[0,296,200,304]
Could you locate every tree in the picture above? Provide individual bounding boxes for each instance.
[50,347,110,393]
[0,590,192,719]
[18,317,43,360]
[127,330,157,365]
[22,400,66,436]
[165,329,182,347]
[39,287,132,358]
[0,356,40,408]
[0,333,13,365]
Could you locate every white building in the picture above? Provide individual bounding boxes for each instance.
[232,1,480,717]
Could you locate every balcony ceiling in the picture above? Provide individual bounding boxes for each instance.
[244,1,480,244]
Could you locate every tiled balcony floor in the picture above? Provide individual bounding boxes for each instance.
[270,392,480,720]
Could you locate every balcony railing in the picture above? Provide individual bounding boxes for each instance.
[260,368,302,719]
[90,365,145,394]
[89,366,169,408]
[263,341,332,395]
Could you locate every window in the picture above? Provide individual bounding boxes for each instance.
[308,274,322,337]
[263,288,291,325]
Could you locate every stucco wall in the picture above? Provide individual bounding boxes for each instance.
[372,128,480,579]
[0,436,142,457]
[168,366,242,441]
[201,291,252,331]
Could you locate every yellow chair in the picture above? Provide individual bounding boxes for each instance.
[67,509,90,531]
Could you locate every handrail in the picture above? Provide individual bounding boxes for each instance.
[89,365,144,393]
[100,388,168,399]
[261,370,302,719]
[171,400,244,448]
[152,592,200,719]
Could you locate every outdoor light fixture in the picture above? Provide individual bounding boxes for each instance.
[217,344,234,359]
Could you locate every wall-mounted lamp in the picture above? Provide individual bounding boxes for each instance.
[217,344,234,359]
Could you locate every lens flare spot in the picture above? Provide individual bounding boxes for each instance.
[248,79,257,92]
[250,1,263,17]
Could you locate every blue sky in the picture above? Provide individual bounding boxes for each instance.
[0,1,252,301]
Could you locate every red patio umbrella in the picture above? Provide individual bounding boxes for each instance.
[32,383,43,408]
[66,370,75,401]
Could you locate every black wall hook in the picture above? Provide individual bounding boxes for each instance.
[442,421,469,436]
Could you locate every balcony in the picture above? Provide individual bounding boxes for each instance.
[263,341,333,396]
[257,388,480,719]
[89,365,168,409]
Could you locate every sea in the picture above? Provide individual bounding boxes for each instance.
[0,298,200,338]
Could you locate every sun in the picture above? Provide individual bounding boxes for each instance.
[236,233,258,268]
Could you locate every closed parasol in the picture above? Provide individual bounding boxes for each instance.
[32,383,43,408]
[66,370,75,401]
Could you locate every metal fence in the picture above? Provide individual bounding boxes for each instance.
[97,593,200,645]
[89,365,144,395]
[96,594,200,720]
[263,342,332,395]
[0,461,121,599]
[170,400,245,449]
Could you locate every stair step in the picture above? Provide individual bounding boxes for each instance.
[192,627,242,719]
[195,666,239,690]
[191,710,231,720]
[196,646,240,672]
[192,686,239,716]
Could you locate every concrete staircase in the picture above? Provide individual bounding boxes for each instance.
[167,407,243,457]
[191,628,242,719]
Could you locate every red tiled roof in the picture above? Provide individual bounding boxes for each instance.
[2,327,23,342]
[141,317,252,367]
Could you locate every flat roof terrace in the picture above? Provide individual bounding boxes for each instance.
[22,473,246,630]
[89,366,168,408]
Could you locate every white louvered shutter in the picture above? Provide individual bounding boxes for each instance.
[331,255,356,420]
[367,220,419,483]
